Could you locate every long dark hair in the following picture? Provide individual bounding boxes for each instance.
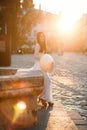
[37,32,46,53]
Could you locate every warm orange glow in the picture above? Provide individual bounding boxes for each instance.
[34,0,87,14]
[16,101,26,110]
[59,14,77,33]
[34,0,87,33]
[12,101,26,123]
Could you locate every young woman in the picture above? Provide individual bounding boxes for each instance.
[33,32,54,107]
[16,31,54,107]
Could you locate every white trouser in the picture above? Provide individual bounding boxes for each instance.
[39,72,53,102]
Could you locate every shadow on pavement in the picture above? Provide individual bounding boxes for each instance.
[21,106,53,130]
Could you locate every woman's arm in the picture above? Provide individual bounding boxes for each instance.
[34,43,41,60]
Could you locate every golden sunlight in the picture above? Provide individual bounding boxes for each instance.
[16,101,26,110]
[12,101,26,123]
[58,11,82,33]
[34,0,87,33]
[58,0,84,33]
[59,15,76,33]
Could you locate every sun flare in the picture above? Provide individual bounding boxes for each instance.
[34,0,87,33]
[59,13,79,33]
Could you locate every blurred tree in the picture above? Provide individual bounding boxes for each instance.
[0,0,35,53]
[16,0,35,49]
[22,0,34,11]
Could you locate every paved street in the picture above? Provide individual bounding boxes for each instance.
[51,53,87,120]
[9,52,87,120]
[0,52,87,130]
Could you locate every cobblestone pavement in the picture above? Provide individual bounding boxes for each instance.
[51,53,87,120]
[8,52,87,120]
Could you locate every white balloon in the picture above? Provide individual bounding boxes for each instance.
[40,54,54,73]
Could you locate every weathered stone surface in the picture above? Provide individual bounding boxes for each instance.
[77,126,87,130]
[0,69,44,128]
[0,70,44,98]
[73,119,87,125]
[47,103,78,130]
[0,96,37,128]
[0,68,17,75]
[67,110,82,120]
